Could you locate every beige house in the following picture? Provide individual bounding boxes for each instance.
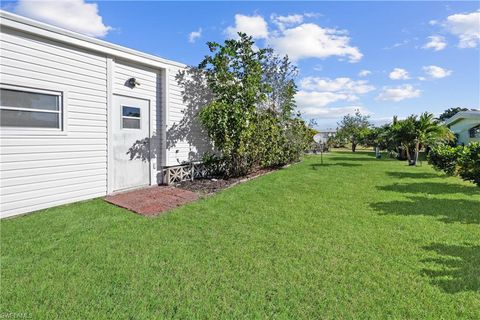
[444,110,480,145]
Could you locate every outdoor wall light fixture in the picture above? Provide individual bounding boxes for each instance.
[127,77,141,88]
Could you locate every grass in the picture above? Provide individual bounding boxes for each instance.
[1,151,479,319]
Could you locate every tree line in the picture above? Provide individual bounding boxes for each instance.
[332,109,479,186]
[334,111,453,164]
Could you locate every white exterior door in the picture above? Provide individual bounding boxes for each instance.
[112,95,150,191]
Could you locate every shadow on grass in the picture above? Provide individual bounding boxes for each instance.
[377,182,479,196]
[386,171,447,179]
[310,163,362,170]
[327,156,377,162]
[422,243,480,293]
[370,196,480,224]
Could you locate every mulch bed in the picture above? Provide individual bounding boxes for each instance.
[175,167,277,196]
[105,167,280,216]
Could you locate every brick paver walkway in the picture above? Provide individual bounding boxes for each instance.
[105,186,199,216]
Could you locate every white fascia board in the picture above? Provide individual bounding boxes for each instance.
[0,10,187,70]
[445,111,480,126]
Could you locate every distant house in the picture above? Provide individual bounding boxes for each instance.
[444,110,480,145]
[315,130,336,141]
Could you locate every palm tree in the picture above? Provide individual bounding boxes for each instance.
[392,116,417,163]
[413,112,454,165]
[383,113,453,165]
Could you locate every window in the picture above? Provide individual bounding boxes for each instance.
[0,87,62,129]
[469,125,480,138]
[122,106,141,129]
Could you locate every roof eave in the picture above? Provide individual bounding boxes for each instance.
[0,10,187,70]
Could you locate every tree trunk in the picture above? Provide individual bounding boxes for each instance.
[352,142,357,152]
[405,145,416,166]
[414,142,420,166]
[405,145,412,164]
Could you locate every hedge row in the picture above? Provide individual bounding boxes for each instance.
[428,142,480,186]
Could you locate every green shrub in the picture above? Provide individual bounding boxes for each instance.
[201,153,225,178]
[428,145,462,175]
[198,34,268,177]
[250,113,312,168]
[458,142,480,186]
[251,111,283,168]
[428,142,480,187]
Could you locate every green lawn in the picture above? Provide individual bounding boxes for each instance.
[1,151,479,319]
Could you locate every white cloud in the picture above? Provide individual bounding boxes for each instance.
[296,91,357,109]
[444,10,480,48]
[358,70,371,77]
[376,85,421,102]
[299,77,375,94]
[268,23,363,63]
[429,20,439,26]
[389,68,410,80]
[270,14,304,30]
[422,65,452,79]
[383,39,409,50]
[188,28,202,43]
[304,12,322,19]
[299,105,368,118]
[225,14,269,39]
[224,13,362,63]
[423,35,447,51]
[295,77,374,117]
[15,0,111,37]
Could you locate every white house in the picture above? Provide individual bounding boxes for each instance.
[0,11,211,218]
[315,130,336,141]
[444,110,480,145]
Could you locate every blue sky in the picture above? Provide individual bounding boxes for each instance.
[3,1,480,129]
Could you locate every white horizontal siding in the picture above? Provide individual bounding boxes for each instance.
[165,67,212,166]
[1,185,106,216]
[0,29,107,67]
[1,45,106,76]
[0,27,108,218]
[113,60,159,103]
[1,161,107,179]
[1,157,107,172]
[2,171,106,194]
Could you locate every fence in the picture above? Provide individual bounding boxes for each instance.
[161,162,208,185]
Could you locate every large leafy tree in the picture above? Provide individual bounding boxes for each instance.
[336,110,371,152]
[198,33,270,176]
[197,33,313,177]
[260,50,298,119]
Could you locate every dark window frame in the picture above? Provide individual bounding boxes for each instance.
[121,105,141,130]
[469,125,480,138]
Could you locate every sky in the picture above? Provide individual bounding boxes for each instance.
[2,1,480,130]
